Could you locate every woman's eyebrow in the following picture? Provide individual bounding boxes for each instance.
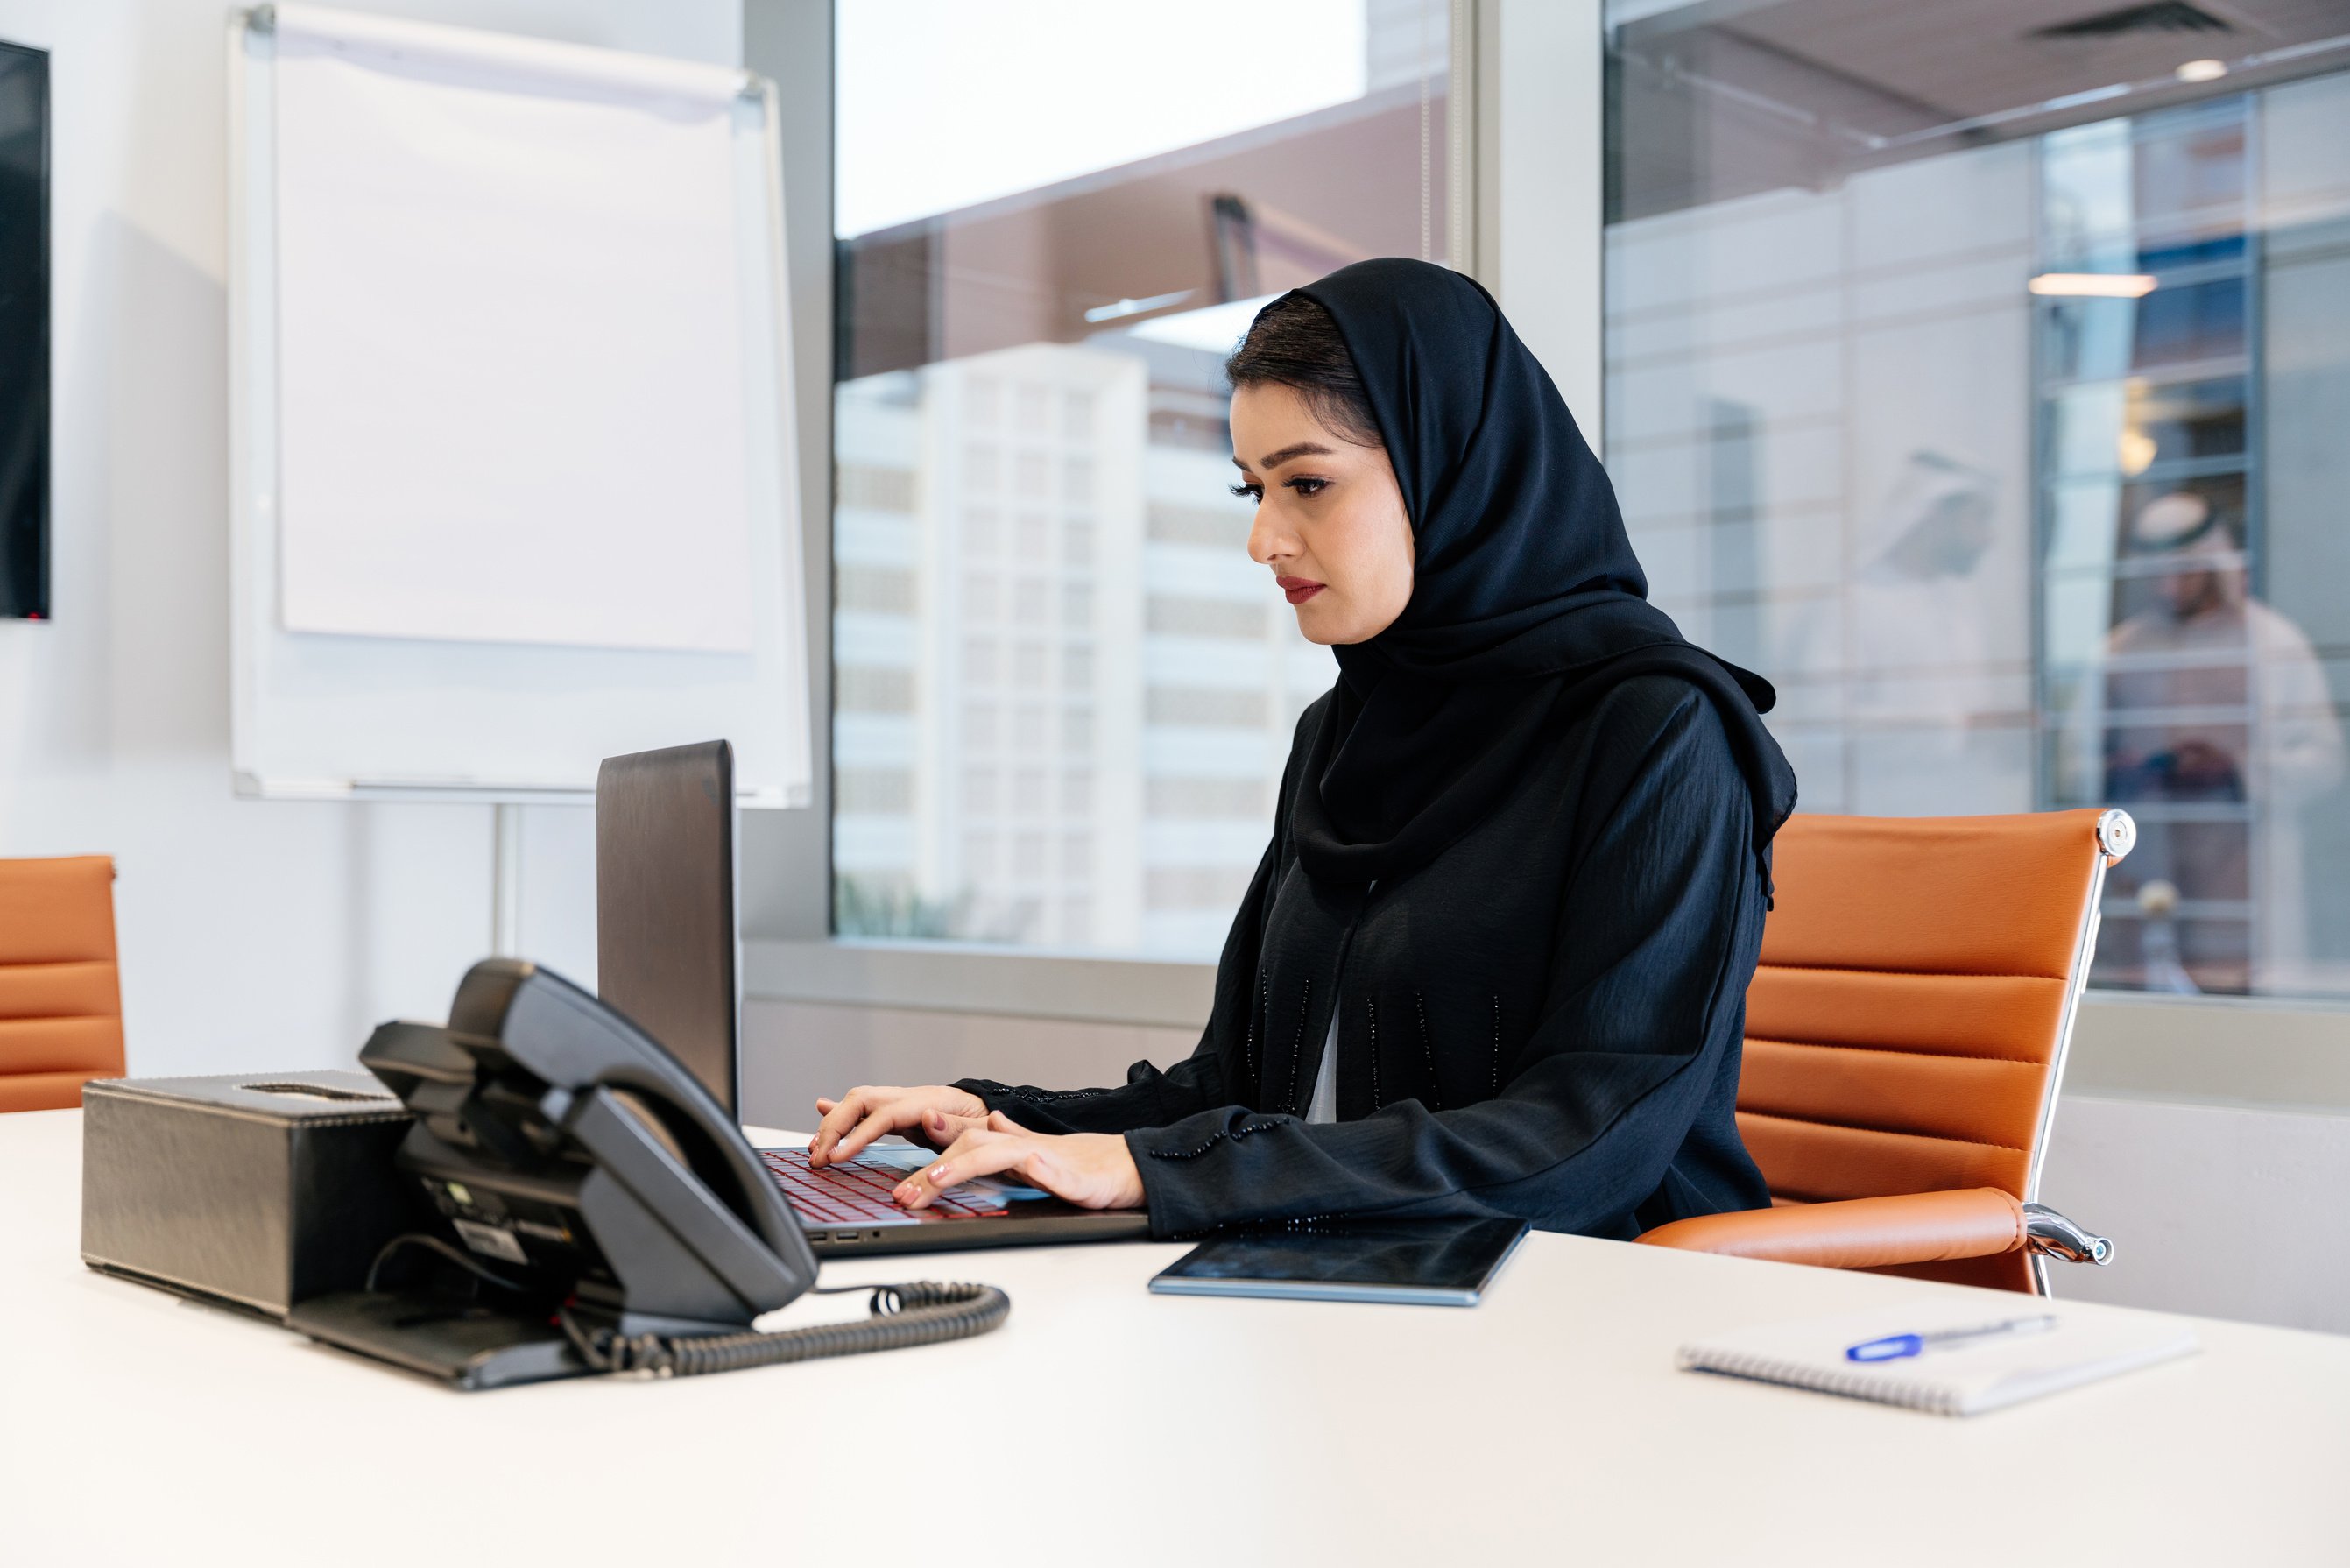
[1235,441,1335,471]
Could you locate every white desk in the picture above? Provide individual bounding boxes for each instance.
[7,1109,2346,1565]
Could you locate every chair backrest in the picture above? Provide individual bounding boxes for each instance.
[0,856,126,1112]
[1740,809,2127,1292]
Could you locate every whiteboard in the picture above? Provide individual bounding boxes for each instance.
[228,4,810,805]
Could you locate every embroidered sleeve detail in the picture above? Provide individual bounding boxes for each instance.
[1146,1132,1226,1161]
[1145,1117,1285,1161]
[1162,1212,1342,1242]
[1009,1084,1113,1105]
[1165,1212,1343,1240]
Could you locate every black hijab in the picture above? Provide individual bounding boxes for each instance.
[1273,258,1796,886]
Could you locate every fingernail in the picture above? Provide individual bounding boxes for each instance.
[927,1111,944,1129]
[928,1165,950,1184]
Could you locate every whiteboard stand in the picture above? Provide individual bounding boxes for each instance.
[226,6,814,966]
[490,804,523,957]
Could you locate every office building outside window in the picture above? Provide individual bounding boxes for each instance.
[830,1,1451,957]
[1605,2,2350,999]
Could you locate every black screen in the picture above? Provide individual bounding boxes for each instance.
[1155,1218,1529,1302]
[0,41,46,619]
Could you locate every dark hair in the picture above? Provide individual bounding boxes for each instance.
[1223,293,1382,448]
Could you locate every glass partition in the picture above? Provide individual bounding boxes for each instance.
[1605,3,2350,998]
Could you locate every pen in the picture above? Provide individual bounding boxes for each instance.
[1845,1314,2058,1363]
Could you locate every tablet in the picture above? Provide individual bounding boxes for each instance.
[1148,1218,1530,1306]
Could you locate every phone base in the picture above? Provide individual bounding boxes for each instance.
[289,1290,589,1391]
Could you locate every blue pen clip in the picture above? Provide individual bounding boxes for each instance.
[1846,1315,2057,1362]
[1845,1332,1926,1362]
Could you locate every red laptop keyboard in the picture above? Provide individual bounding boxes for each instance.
[759,1146,1012,1226]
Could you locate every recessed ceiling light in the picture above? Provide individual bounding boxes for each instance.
[1083,288,1196,325]
[1123,293,1282,353]
[2176,59,2228,81]
[2029,272,2159,298]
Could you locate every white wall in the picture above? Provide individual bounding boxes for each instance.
[2042,1095,2350,1337]
[0,0,739,1073]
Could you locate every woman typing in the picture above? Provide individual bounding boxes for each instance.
[809,258,1796,1241]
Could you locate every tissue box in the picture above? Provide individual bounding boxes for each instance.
[81,1070,420,1319]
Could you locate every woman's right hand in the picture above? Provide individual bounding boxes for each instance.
[807,1084,988,1167]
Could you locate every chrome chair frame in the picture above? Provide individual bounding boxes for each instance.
[2016,807,2135,1295]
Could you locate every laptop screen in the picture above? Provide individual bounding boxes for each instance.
[596,740,738,1113]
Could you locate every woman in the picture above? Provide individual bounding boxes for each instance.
[809,258,1796,1240]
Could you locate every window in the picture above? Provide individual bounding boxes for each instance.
[832,0,1452,956]
[1605,4,2350,999]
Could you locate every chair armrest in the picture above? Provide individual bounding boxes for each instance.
[1634,1189,2026,1271]
[2022,1202,2114,1265]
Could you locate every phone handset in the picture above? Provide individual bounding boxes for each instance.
[289,959,1008,1388]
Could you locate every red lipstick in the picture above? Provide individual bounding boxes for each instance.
[1277,576,1325,604]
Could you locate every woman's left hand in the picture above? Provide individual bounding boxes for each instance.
[891,1112,1145,1212]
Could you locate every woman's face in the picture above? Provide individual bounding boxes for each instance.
[1231,382,1415,646]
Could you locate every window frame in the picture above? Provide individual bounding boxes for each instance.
[741,0,2350,1112]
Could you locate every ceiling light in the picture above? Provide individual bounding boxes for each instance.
[1083,288,1196,325]
[2175,58,2228,81]
[1122,293,1281,353]
[2029,272,2159,297]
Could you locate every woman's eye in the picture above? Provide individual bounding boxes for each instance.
[1286,477,1329,497]
[1230,482,1262,501]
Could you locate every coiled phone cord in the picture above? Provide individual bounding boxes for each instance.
[556,1281,1011,1378]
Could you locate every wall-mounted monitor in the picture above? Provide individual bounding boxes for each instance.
[0,40,47,620]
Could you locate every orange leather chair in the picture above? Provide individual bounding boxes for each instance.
[1639,809,2132,1294]
[0,856,127,1112]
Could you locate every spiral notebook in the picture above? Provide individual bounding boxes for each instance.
[1678,1301,2199,1416]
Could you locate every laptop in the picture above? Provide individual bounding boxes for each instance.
[596,740,1150,1257]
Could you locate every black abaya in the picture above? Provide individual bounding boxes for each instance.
[965,675,1769,1237]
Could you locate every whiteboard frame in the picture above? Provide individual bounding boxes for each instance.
[225,6,811,808]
